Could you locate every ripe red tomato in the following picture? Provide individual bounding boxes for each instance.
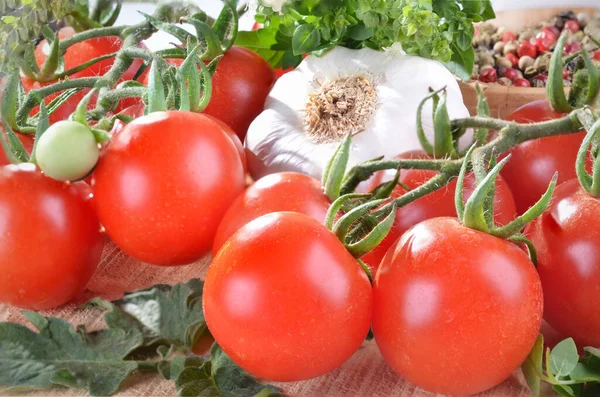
[212,172,331,256]
[362,150,516,271]
[22,27,145,124]
[0,164,104,310]
[110,104,247,173]
[204,212,372,381]
[92,111,246,266]
[501,100,586,214]
[144,47,275,141]
[526,179,600,347]
[0,131,35,166]
[373,217,543,396]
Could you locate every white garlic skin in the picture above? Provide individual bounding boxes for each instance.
[245,47,471,181]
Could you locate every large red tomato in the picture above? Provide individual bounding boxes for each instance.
[526,179,600,347]
[92,111,246,266]
[373,217,543,396]
[146,47,275,140]
[212,172,330,255]
[204,212,372,381]
[362,150,516,271]
[501,100,585,214]
[21,27,145,124]
[0,164,104,310]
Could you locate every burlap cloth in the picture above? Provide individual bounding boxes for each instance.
[0,240,557,397]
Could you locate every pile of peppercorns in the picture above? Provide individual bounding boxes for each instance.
[472,10,600,87]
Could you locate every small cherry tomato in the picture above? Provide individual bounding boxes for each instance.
[505,53,519,67]
[564,20,580,33]
[517,41,537,58]
[0,164,104,310]
[362,150,516,272]
[36,120,100,182]
[479,68,498,83]
[373,217,543,396]
[213,172,331,256]
[92,111,246,266]
[204,212,372,381]
[513,78,531,87]
[526,179,600,347]
[501,31,517,42]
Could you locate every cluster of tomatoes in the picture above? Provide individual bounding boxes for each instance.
[0,24,599,397]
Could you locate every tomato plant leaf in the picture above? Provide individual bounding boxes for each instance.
[84,279,207,351]
[0,311,144,396]
[175,344,282,397]
[550,338,579,379]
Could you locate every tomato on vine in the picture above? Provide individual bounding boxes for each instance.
[204,212,372,382]
[362,150,516,271]
[500,100,586,214]
[145,46,275,140]
[212,172,331,255]
[92,111,246,266]
[373,217,543,396]
[0,164,104,310]
[21,27,145,124]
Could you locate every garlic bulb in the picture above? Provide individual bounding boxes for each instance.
[245,46,471,181]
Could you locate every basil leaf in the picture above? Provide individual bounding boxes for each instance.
[551,338,579,379]
[292,24,321,55]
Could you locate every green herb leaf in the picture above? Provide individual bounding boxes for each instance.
[292,24,321,55]
[550,338,579,379]
[444,45,474,82]
[175,344,282,397]
[0,312,144,396]
[85,279,207,351]
[553,384,575,397]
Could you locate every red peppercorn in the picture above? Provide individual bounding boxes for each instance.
[505,53,519,67]
[542,26,560,41]
[531,74,548,87]
[593,50,600,61]
[535,28,558,53]
[502,31,517,43]
[564,42,582,56]
[501,67,519,81]
[518,41,537,58]
[564,20,580,33]
[563,69,570,80]
[479,68,498,83]
[513,78,531,87]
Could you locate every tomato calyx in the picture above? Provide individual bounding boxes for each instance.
[455,143,556,261]
[576,118,600,197]
[547,31,600,113]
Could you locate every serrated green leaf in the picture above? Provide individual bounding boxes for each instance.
[551,338,579,379]
[0,315,143,396]
[85,280,207,351]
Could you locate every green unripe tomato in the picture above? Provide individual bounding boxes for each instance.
[36,120,100,182]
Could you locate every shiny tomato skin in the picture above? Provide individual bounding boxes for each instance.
[22,28,144,124]
[110,105,247,173]
[212,172,330,256]
[92,111,246,266]
[525,179,600,347]
[204,212,372,381]
[202,46,275,140]
[501,100,585,214]
[0,164,104,310]
[362,150,516,271]
[373,217,543,396]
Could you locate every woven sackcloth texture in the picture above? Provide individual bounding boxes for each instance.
[0,240,556,397]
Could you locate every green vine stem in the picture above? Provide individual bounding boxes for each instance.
[341,108,598,214]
